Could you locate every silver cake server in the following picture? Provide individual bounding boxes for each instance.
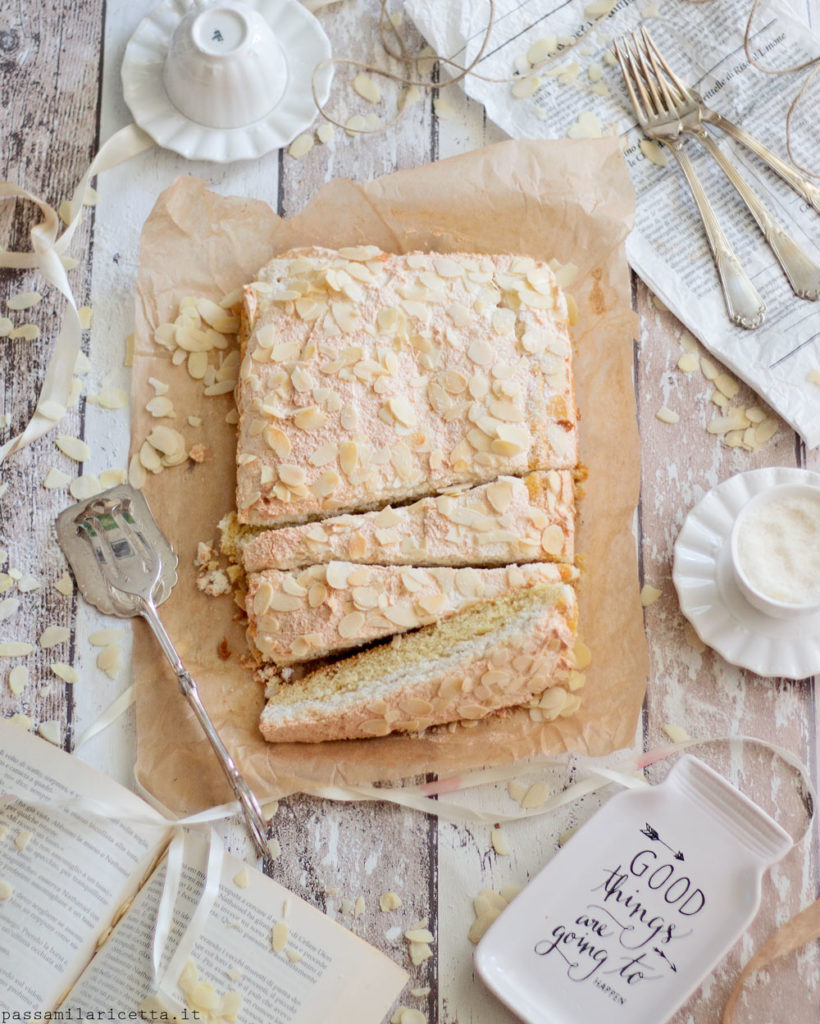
[56,484,271,861]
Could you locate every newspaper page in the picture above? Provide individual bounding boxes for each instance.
[406,0,820,446]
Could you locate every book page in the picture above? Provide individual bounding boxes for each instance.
[0,722,170,1012]
[406,0,820,446]
[63,831,408,1023]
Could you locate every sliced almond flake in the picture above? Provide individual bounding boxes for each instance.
[233,868,250,888]
[677,352,699,373]
[700,355,719,380]
[711,391,729,409]
[39,625,69,649]
[521,780,549,809]
[38,399,67,422]
[527,35,557,64]
[8,713,33,730]
[663,722,691,743]
[640,584,662,606]
[807,369,820,386]
[147,425,185,456]
[585,0,616,13]
[316,123,335,144]
[714,372,739,398]
[0,597,19,622]
[288,133,314,159]
[38,720,62,745]
[271,921,289,953]
[656,406,679,424]
[56,435,90,462]
[96,643,121,678]
[99,468,127,488]
[69,475,102,501]
[512,75,541,98]
[128,453,148,488]
[755,417,779,444]
[491,826,510,856]
[51,662,78,684]
[89,628,124,647]
[573,641,592,669]
[640,140,668,167]
[54,572,73,596]
[43,467,71,489]
[7,664,27,694]
[0,316,13,335]
[354,895,366,918]
[6,291,42,311]
[567,110,602,139]
[83,186,98,206]
[9,324,41,341]
[345,113,368,135]
[146,396,175,418]
[353,73,381,102]
[379,891,402,912]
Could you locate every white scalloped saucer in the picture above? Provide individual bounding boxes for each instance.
[121,0,332,163]
[673,467,820,680]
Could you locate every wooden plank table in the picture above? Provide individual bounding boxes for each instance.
[1,2,818,1022]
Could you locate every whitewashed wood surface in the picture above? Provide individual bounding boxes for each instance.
[1,2,818,1022]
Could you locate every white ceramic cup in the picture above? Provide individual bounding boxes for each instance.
[162,0,288,129]
[730,481,820,619]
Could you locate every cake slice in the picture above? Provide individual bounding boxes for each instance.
[259,583,577,743]
[240,471,575,572]
[247,561,578,665]
[236,247,577,527]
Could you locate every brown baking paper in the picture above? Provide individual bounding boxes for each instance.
[131,138,647,814]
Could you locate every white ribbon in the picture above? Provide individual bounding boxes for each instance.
[0,124,154,465]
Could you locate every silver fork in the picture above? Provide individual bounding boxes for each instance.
[66,491,272,863]
[641,28,820,216]
[614,35,766,330]
[640,27,820,301]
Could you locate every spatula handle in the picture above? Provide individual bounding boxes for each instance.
[140,599,271,862]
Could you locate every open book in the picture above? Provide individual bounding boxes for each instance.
[0,721,408,1021]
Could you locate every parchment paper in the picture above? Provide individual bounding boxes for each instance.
[131,139,648,814]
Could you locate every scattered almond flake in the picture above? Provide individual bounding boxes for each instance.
[0,642,34,657]
[354,895,366,918]
[507,778,527,804]
[567,110,602,139]
[677,352,699,373]
[491,826,510,856]
[56,434,90,462]
[233,868,250,888]
[147,425,186,456]
[404,927,435,944]
[353,73,381,103]
[0,598,19,623]
[393,1010,426,1024]
[14,830,33,853]
[39,625,70,649]
[8,324,40,341]
[585,0,617,13]
[0,576,12,595]
[408,942,433,966]
[54,572,74,596]
[663,722,691,743]
[744,406,766,424]
[0,316,12,335]
[43,467,71,489]
[345,113,368,135]
[8,713,33,730]
[573,641,591,669]
[17,574,40,593]
[558,62,580,85]
[83,186,98,206]
[6,291,42,311]
[468,888,513,944]
[96,643,121,678]
[226,966,243,982]
[51,662,78,684]
[8,571,21,581]
[656,406,679,424]
[700,355,719,380]
[401,85,421,108]
[755,417,779,445]
[69,474,102,500]
[410,988,431,999]
[267,836,281,859]
[288,133,314,159]
[94,387,129,410]
[188,415,203,427]
[587,61,603,82]
[640,583,662,606]
[707,408,750,435]
[285,949,303,964]
[7,664,27,695]
[0,880,12,900]
[76,305,93,330]
[99,468,127,488]
[38,720,61,745]
[271,921,289,953]
[521,780,549,810]
[591,81,611,97]
[315,123,336,145]
[807,370,820,386]
[640,139,668,167]
[711,390,729,409]
[89,628,123,647]
[128,453,147,488]
[527,36,557,64]
[512,75,541,98]
[379,891,402,912]
[714,372,739,398]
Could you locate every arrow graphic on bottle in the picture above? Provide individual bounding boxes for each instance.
[652,946,678,973]
[640,822,684,861]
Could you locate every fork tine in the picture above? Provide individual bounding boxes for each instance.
[640,27,693,103]
[641,30,682,113]
[613,39,648,123]
[629,32,666,117]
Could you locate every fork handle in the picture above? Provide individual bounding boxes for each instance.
[666,141,766,329]
[139,599,271,862]
[691,129,820,301]
[703,111,820,216]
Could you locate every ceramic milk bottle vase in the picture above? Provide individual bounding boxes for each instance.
[475,754,793,1024]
